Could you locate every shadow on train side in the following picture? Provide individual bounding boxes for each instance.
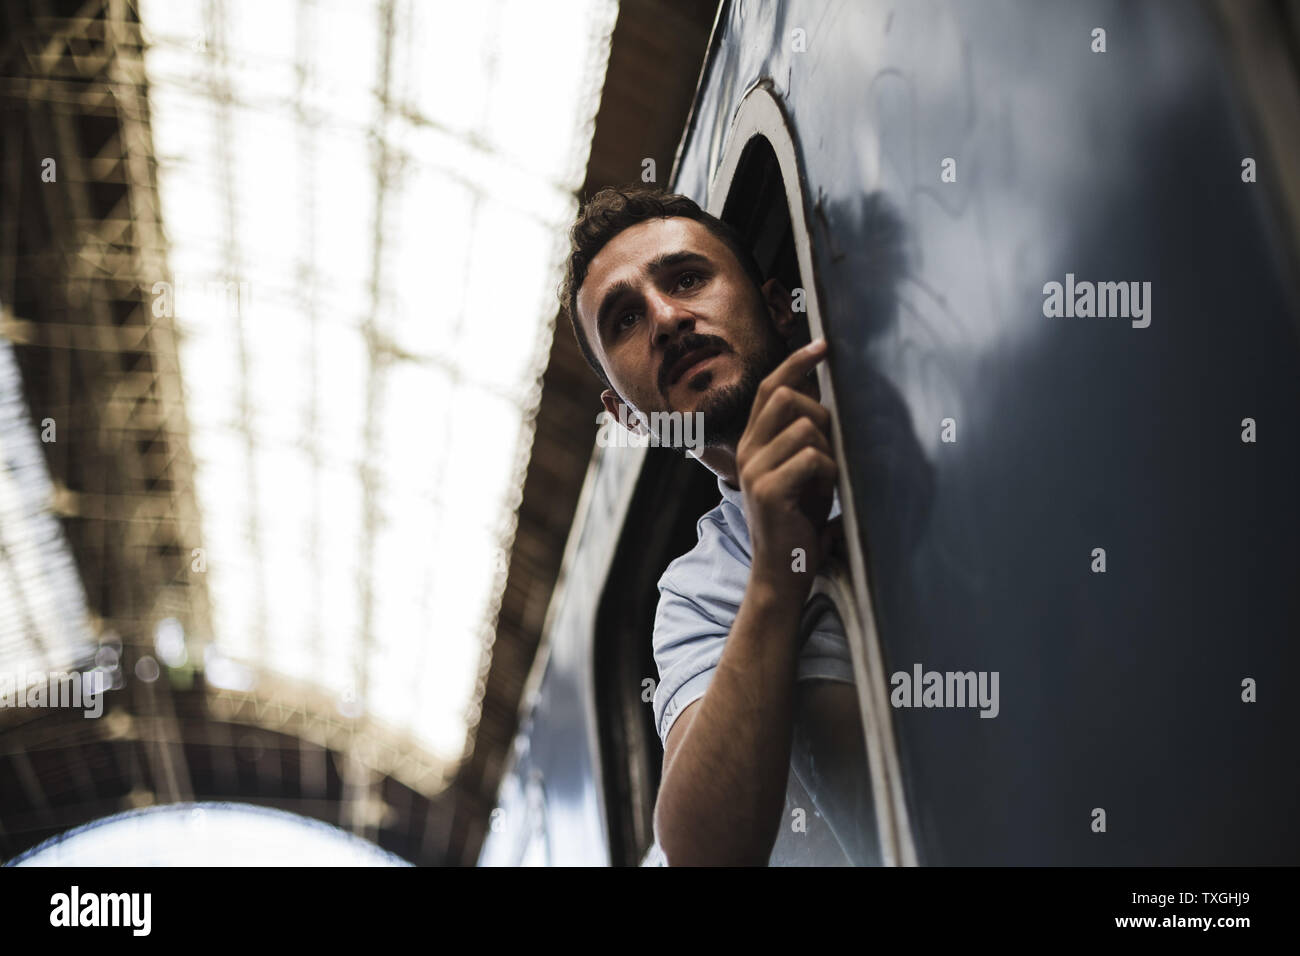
[812,190,936,570]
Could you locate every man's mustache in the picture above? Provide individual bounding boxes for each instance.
[660,334,732,394]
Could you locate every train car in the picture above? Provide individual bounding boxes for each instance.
[480,0,1300,866]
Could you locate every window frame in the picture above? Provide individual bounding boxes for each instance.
[705,81,918,866]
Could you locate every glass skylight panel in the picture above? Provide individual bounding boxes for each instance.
[0,340,96,675]
[139,0,618,772]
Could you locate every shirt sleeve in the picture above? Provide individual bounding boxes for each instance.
[651,572,858,749]
[650,505,857,748]
[650,569,732,748]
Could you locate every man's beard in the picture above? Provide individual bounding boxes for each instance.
[695,332,789,449]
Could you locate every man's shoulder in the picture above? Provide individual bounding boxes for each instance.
[657,496,750,596]
[651,501,745,687]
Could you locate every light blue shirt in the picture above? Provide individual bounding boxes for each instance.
[651,475,855,746]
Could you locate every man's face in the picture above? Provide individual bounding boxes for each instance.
[576,217,789,448]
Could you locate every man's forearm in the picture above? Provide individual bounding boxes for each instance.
[654,579,806,865]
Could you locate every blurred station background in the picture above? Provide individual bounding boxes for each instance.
[0,0,716,865]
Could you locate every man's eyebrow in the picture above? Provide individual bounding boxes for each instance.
[594,250,713,340]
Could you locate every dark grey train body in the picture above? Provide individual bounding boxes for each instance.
[481,0,1300,866]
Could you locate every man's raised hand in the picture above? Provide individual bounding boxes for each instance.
[735,338,837,602]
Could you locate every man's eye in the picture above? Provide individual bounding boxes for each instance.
[616,311,639,331]
[676,272,702,291]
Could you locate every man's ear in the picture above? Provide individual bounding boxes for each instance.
[762,277,805,344]
[601,389,648,434]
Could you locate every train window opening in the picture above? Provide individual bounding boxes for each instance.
[720,135,803,332]
[592,135,810,865]
[594,130,881,865]
[717,132,885,865]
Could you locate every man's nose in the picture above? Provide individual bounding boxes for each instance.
[647,290,694,346]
